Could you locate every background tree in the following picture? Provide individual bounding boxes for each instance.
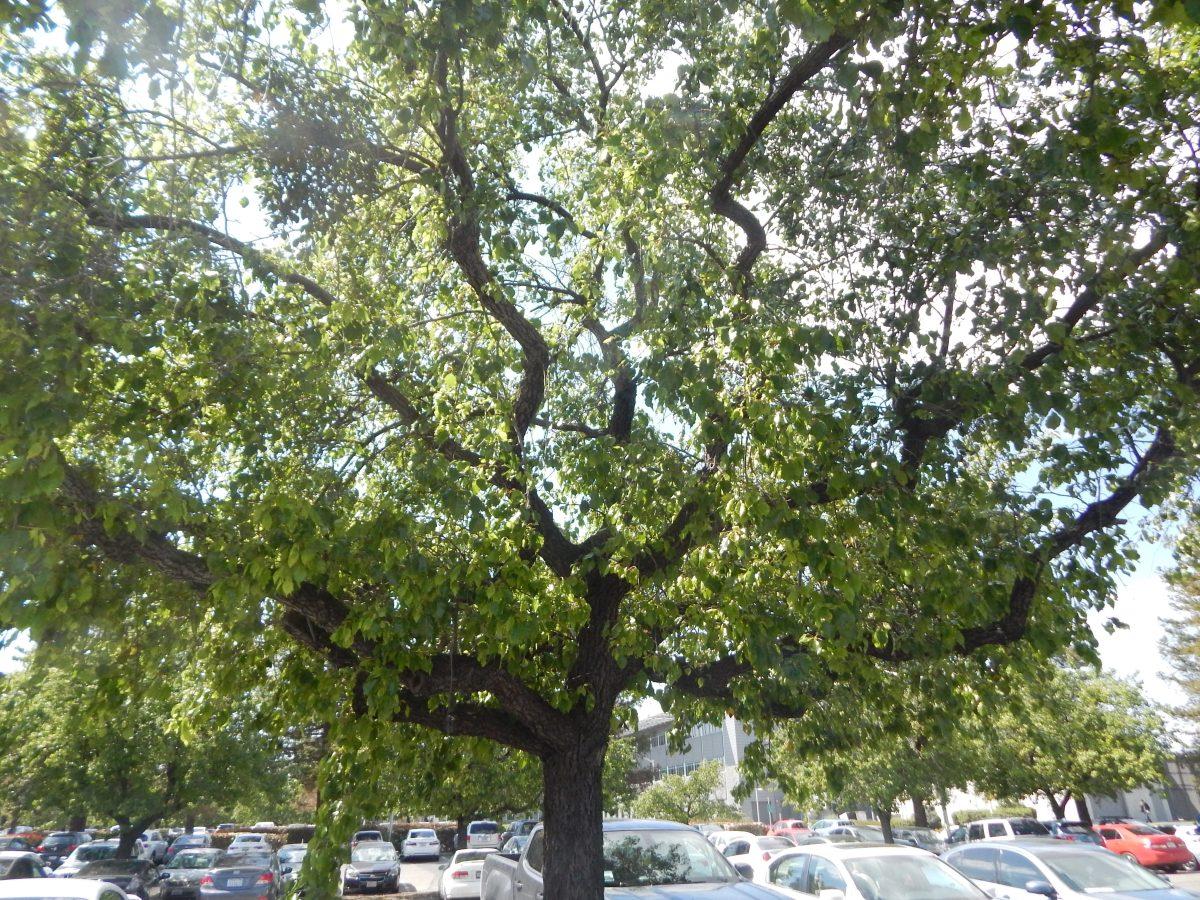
[2,0,1199,894]
[1164,505,1200,735]
[629,761,739,824]
[971,664,1168,824]
[0,626,290,856]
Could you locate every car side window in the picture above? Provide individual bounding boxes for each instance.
[724,841,749,857]
[968,824,984,841]
[524,831,543,873]
[1100,829,1121,840]
[807,857,848,894]
[988,823,1007,838]
[102,891,124,900]
[10,859,31,877]
[997,850,1043,889]
[771,855,809,891]
[950,847,998,883]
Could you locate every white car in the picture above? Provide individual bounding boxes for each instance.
[226,833,270,854]
[709,830,759,852]
[960,819,1051,842]
[438,849,494,899]
[722,835,797,880]
[402,828,442,861]
[53,842,122,878]
[0,851,53,880]
[0,879,129,900]
[251,823,276,830]
[749,842,988,900]
[462,822,500,851]
[812,819,858,834]
[138,831,169,864]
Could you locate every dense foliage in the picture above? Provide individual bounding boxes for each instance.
[2,0,1198,893]
[630,760,740,824]
[1165,506,1200,734]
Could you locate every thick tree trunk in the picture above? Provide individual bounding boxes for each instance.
[1075,796,1092,826]
[68,814,87,832]
[1047,792,1068,820]
[541,741,606,900]
[185,811,196,835]
[911,795,930,828]
[115,819,140,859]
[878,807,895,844]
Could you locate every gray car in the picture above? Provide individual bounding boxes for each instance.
[198,850,280,900]
[943,837,1197,900]
[75,859,164,900]
[277,845,307,889]
[161,848,224,900]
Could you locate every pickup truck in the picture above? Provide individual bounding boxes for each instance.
[480,819,797,899]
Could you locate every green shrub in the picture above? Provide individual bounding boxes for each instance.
[953,806,1035,825]
[894,816,944,829]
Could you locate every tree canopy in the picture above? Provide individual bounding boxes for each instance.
[2,0,1199,894]
[630,760,739,824]
[1165,505,1200,734]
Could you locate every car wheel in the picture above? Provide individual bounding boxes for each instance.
[1121,853,1140,864]
[1183,857,1199,873]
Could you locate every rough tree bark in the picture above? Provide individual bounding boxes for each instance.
[1075,796,1093,826]
[911,795,930,828]
[878,808,895,844]
[541,740,607,899]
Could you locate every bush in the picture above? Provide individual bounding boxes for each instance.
[953,806,1035,825]
[894,816,944,829]
[723,821,767,835]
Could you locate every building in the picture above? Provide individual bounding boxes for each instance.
[632,712,796,823]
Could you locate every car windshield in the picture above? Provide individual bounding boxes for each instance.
[1042,850,1171,892]
[0,860,17,875]
[42,835,75,847]
[759,838,795,850]
[174,836,205,846]
[75,845,118,862]
[352,845,396,862]
[79,860,151,876]
[169,850,222,869]
[602,829,737,887]
[408,830,435,839]
[279,849,307,863]
[217,851,271,867]
[1011,820,1050,836]
[844,854,986,900]
[502,836,529,853]
[470,823,499,833]
[851,827,887,841]
[455,851,493,863]
[1124,825,1162,836]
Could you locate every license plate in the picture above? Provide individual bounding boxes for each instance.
[475,872,481,880]
[364,880,377,887]
[226,878,245,887]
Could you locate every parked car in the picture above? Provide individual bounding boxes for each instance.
[480,819,796,898]
[276,845,306,889]
[960,819,1051,843]
[496,836,529,857]
[223,836,269,856]
[498,821,539,845]
[1094,822,1193,871]
[249,825,274,832]
[55,843,122,878]
[198,850,279,900]
[461,822,501,852]
[37,833,93,870]
[1041,821,1103,845]
[709,830,759,853]
[695,824,726,838]
[350,831,383,850]
[812,819,857,834]
[824,825,889,842]
[0,851,52,880]
[438,849,495,899]
[139,834,169,865]
[768,821,812,841]
[723,835,799,880]
[161,849,223,900]
[74,860,163,900]
[0,839,35,853]
[340,841,400,895]
[214,827,237,834]
[163,835,211,866]
[943,837,1196,900]
[894,827,947,854]
[749,841,987,900]
[401,828,442,861]
[0,879,131,900]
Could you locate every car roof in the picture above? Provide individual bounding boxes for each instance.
[353,841,394,849]
[779,842,931,859]
[601,819,719,833]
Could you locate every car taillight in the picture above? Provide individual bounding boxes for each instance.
[35,846,46,853]
[763,852,772,860]
[200,875,213,886]
[1143,839,1154,848]
[451,870,470,879]
[257,872,274,884]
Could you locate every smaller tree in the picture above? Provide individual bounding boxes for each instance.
[630,761,739,824]
[1164,507,1200,734]
[971,665,1167,823]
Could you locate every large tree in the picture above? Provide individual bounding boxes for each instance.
[0,626,290,856]
[2,0,1199,894]
[970,664,1168,823]
[1164,505,1200,732]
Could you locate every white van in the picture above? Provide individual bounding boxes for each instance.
[465,821,501,850]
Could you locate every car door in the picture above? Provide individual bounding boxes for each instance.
[769,854,812,894]
[515,829,544,900]
[805,855,850,900]
[993,849,1049,900]
[948,846,1001,895]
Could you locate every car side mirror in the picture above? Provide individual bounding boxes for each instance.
[819,891,846,900]
[734,863,754,880]
[282,866,292,874]
[1024,880,1057,898]
[500,850,521,861]
[438,863,448,870]
[157,871,170,881]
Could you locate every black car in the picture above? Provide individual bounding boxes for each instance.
[36,831,90,868]
[199,850,280,900]
[76,858,165,900]
[341,841,400,894]
[161,848,224,900]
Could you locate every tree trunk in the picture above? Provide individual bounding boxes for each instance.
[185,811,196,835]
[1075,796,1092,826]
[115,817,139,859]
[68,814,87,832]
[878,807,895,844]
[541,741,606,900]
[911,795,930,828]
[1047,792,1068,820]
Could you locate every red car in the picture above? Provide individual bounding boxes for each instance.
[1095,822,1193,871]
[767,819,811,840]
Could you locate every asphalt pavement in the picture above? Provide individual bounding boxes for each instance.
[1169,871,1200,893]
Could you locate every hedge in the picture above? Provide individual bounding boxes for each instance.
[952,806,1036,825]
[209,822,461,853]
